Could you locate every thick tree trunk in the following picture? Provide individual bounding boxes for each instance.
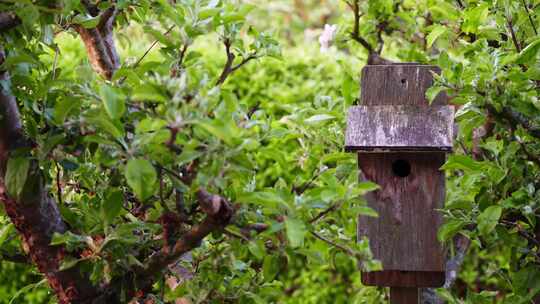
[0,47,100,304]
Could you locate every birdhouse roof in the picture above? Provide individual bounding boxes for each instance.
[345,105,454,152]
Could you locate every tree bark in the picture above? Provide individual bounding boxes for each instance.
[74,7,120,80]
[0,47,101,304]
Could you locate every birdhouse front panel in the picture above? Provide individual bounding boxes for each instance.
[345,65,453,288]
[357,152,446,271]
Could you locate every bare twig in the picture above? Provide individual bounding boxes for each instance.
[309,200,344,224]
[346,0,394,65]
[292,168,321,194]
[158,167,170,212]
[224,228,250,242]
[165,126,182,154]
[444,234,470,288]
[132,25,176,69]
[486,104,540,140]
[55,162,63,205]
[216,38,235,86]
[506,16,522,52]
[349,0,374,54]
[310,231,357,257]
[178,43,189,68]
[216,38,258,86]
[521,0,538,35]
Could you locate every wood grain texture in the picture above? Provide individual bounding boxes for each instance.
[350,65,449,288]
[360,65,447,106]
[362,271,445,287]
[345,105,454,152]
[390,287,419,304]
[358,153,446,272]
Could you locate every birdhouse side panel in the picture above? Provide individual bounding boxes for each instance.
[357,152,446,272]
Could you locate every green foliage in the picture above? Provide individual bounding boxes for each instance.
[0,0,539,303]
[4,157,29,200]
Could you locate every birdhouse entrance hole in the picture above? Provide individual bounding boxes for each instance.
[392,159,410,177]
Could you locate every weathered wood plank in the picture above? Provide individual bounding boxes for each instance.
[362,271,445,288]
[360,65,447,106]
[358,153,446,273]
[345,105,454,151]
[390,287,419,304]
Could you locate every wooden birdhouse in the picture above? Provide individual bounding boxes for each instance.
[345,65,454,303]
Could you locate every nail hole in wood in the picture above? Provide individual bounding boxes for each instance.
[400,78,407,84]
[392,159,411,177]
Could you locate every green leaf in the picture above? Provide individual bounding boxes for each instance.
[262,254,279,282]
[239,191,289,210]
[72,14,101,29]
[477,205,502,235]
[0,223,14,247]
[59,256,82,271]
[50,232,89,251]
[84,110,125,138]
[197,120,235,146]
[100,84,125,120]
[511,266,540,295]
[356,206,378,217]
[285,217,306,248]
[342,74,357,105]
[248,240,265,260]
[199,8,220,20]
[425,85,445,105]
[461,4,489,34]
[54,96,81,125]
[5,157,30,199]
[101,190,124,225]
[125,159,157,201]
[304,114,335,124]
[441,155,484,172]
[426,25,447,48]
[356,181,380,194]
[9,279,47,304]
[438,219,466,242]
[517,38,540,64]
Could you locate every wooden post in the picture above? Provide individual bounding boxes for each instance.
[390,287,419,304]
[345,65,454,304]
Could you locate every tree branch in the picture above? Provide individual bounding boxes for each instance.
[216,39,258,86]
[309,200,343,224]
[132,25,176,70]
[134,188,234,292]
[216,38,235,85]
[349,0,374,54]
[310,231,357,257]
[506,16,522,52]
[486,104,540,140]
[74,5,120,79]
[346,0,394,65]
